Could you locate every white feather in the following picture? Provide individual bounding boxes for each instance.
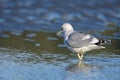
[82,35,91,40]
[90,37,99,43]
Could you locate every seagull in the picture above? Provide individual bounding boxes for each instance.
[57,23,106,60]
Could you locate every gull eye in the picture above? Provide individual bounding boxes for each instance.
[61,28,63,31]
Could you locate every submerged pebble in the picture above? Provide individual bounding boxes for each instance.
[26,33,37,37]
[58,44,66,47]
[47,37,58,41]
[11,31,23,36]
[0,34,10,38]
[25,38,35,42]
[35,43,40,47]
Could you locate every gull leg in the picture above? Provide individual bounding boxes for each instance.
[77,53,83,60]
[77,50,84,60]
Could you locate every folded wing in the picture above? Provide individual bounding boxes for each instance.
[65,32,99,48]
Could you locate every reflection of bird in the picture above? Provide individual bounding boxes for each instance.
[66,61,97,73]
[57,23,106,60]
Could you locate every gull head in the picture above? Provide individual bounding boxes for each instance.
[57,23,74,35]
[62,23,74,32]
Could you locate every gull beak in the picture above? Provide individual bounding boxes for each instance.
[57,30,63,36]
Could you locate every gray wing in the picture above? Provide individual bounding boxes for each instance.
[65,32,99,48]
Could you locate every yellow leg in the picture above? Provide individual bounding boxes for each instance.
[77,53,83,60]
[77,50,84,60]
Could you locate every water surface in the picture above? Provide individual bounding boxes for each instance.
[0,0,120,80]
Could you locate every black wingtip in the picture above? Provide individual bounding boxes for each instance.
[95,39,112,45]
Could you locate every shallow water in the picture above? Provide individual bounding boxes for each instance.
[0,0,120,80]
[0,31,120,80]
